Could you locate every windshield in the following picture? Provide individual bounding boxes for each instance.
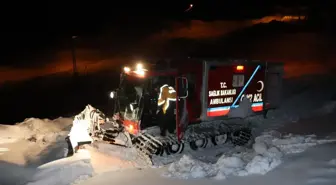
[116,73,179,133]
[118,74,147,121]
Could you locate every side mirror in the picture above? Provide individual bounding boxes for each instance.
[109,91,116,99]
[176,77,188,98]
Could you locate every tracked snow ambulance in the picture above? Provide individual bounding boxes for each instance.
[67,59,283,164]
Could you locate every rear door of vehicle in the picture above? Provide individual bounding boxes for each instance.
[201,60,266,119]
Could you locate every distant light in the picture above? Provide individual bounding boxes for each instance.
[72,36,77,39]
[185,4,194,12]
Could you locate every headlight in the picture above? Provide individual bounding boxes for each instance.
[124,67,131,73]
[136,63,143,70]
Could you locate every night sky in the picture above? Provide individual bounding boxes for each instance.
[0,0,332,67]
[0,0,335,122]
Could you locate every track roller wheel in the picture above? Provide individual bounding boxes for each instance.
[231,128,252,146]
[211,134,228,146]
[153,146,164,156]
[190,138,208,150]
[167,143,184,154]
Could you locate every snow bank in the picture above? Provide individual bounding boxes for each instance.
[17,117,72,132]
[0,117,73,168]
[0,117,73,145]
[17,117,72,141]
[165,155,215,179]
[164,131,336,180]
[26,150,94,185]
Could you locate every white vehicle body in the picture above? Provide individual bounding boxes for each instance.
[66,105,105,155]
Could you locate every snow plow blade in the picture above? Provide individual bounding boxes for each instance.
[65,136,92,157]
[65,105,133,157]
[65,118,94,156]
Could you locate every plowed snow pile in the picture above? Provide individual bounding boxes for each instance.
[0,117,74,184]
[164,131,336,179]
[17,117,72,142]
[0,117,72,143]
[0,117,72,166]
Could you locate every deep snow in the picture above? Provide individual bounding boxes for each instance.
[68,142,336,185]
[164,132,336,179]
[0,117,72,166]
[26,149,94,185]
[1,75,336,185]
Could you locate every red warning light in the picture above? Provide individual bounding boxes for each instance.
[236,65,244,71]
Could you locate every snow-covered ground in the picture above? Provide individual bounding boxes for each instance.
[25,149,94,185]
[0,117,73,185]
[163,132,336,179]
[69,142,336,185]
[1,75,336,185]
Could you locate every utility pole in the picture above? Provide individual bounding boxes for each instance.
[71,36,78,76]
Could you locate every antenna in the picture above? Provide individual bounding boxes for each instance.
[72,36,78,76]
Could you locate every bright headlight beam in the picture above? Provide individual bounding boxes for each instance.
[136,63,143,70]
[124,67,131,73]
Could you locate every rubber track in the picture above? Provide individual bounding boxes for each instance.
[132,122,252,165]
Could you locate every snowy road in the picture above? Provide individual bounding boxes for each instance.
[79,142,336,185]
